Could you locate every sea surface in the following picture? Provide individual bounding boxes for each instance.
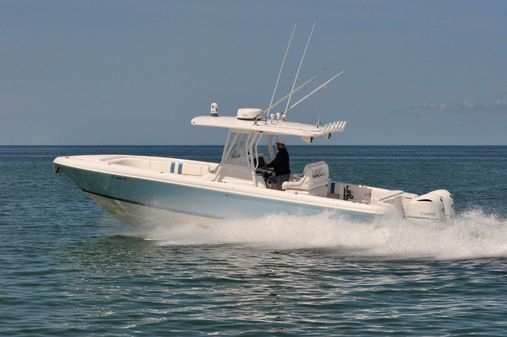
[1,145,507,336]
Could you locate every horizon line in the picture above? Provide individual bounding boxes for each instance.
[1,144,506,147]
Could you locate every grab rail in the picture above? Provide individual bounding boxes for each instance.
[376,190,404,202]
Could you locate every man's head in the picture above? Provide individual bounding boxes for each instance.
[276,139,285,150]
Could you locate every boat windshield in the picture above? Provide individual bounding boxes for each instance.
[220,131,263,170]
[221,132,250,166]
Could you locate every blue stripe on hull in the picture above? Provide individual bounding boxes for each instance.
[59,165,375,222]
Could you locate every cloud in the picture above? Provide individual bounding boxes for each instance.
[386,92,507,122]
[428,103,448,112]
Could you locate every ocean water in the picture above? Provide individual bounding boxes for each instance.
[1,145,507,336]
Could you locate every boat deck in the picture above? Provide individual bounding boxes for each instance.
[83,155,408,207]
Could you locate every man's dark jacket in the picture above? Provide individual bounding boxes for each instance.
[268,148,290,176]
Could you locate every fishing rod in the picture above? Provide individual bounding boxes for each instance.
[265,22,297,122]
[286,70,344,112]
[283,21,316,119]
[260,76,317,117]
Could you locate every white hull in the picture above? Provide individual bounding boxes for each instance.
[54,154,454,227]
[87,192,220,228]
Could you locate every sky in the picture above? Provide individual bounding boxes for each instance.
[1,0,506,145]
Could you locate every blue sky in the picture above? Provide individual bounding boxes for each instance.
[1,0,506,145]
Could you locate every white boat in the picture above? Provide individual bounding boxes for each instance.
[53,24,455,227]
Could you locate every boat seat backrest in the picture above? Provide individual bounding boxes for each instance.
[282,161,329,195]
[304,161,329,180]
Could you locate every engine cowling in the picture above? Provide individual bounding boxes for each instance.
[404,189,455,223]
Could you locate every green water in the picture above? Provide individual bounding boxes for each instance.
[1,145,507,336]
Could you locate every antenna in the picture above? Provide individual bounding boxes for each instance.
[283,21,316,119]
[287,70,344,112]
[265,22,297,124]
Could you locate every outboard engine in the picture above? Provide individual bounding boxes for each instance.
[404,189,455,223]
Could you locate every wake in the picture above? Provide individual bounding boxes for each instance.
[139,209,507,260]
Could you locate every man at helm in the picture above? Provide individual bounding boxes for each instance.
[267,139,291,190]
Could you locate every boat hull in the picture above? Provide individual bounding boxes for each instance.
[56,163,379,227]
[86,192,220,228]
